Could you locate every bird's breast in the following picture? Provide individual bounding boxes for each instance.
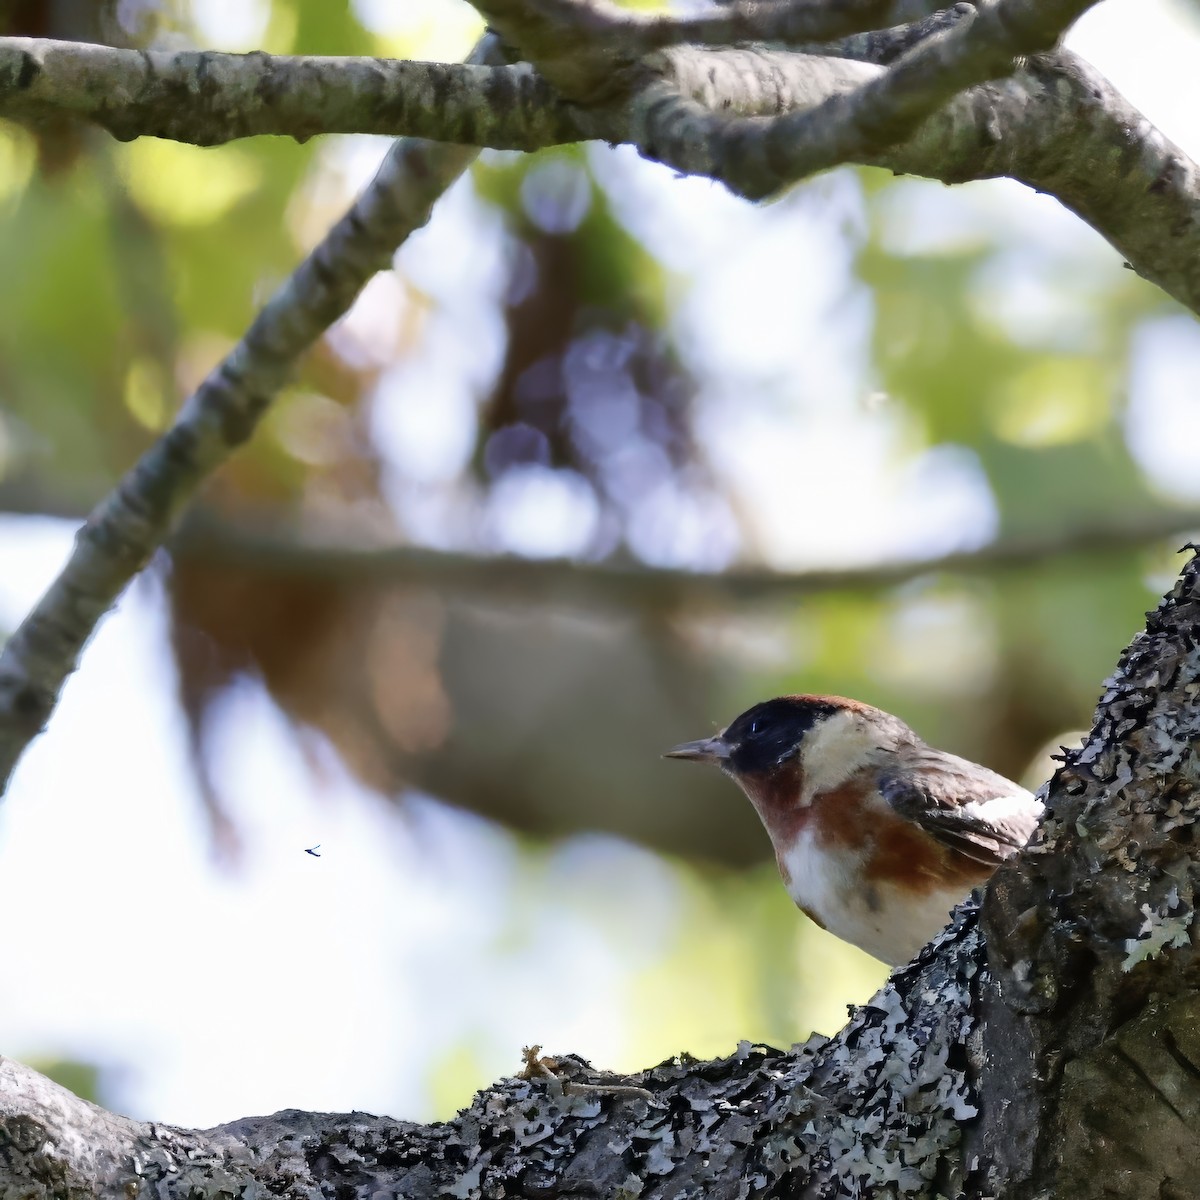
[772,782,990,964]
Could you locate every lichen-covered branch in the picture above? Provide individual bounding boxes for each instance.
[8,549,1200,1196]
[0,913,985,1198]
[0,37,578,148]
[970,549,1200,1195]
[0,38,500,796]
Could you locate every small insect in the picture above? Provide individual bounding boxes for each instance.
[304,845,321,857]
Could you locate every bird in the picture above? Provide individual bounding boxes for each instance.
[665,695,1042,965]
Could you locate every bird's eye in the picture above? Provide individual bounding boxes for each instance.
[749,718,763,735]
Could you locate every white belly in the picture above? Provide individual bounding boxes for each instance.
[778,828,970,964]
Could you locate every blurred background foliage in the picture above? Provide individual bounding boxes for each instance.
[1,0,1197,1126]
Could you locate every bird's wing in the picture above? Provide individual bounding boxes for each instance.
[878,752,1042,867]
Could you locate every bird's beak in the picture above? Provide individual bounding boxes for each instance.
[663,735,731,765]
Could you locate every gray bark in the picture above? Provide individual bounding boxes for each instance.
[0,40,577,148]
[974,557,1200,1196]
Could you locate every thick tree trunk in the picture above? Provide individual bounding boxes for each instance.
[972,554,1200,1198]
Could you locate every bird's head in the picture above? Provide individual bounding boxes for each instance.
[665,694,908,813]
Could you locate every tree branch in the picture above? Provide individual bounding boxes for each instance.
[0,38,579,148]
[626,39,1200,316]
[631,0,1099,197]
[1002,50,1200,315]
[13,9,1196,321]
[7,12,1200,319]
[540,0,924,57]
[2,9,1198,802]
[805,2,977,65]
[625,0,916,54]
[0,38,501,797]
[166,507,1200,611]
[0,911,987,1198]
[971,547,1200,1193]
[2,6,1198,1192]
[0,3,967,151]
[465,0,912,99]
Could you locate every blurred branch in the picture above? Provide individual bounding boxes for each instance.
[0,482,1193,606]
[169,508,1200,608]
[0,38,578,148]
[0,36,502,798]
[0,477,96,521]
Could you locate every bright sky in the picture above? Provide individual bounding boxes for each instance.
[1,0,1198,1131]
[0,519,697,1123]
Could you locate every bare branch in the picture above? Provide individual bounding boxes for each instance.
[168,507,1200,610]
[638,45,877,120]
[3,4,1199,794]
[618,43,1200,317]
[582,0,921,56]
[633,0,1101,197]
[8,15,1200,323]
[801,2,977,64]
[469,0,937,99]
[1001,50,1200,317]
[0,39,500,797]
[474,0,934,52]
[0,37,579,148]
